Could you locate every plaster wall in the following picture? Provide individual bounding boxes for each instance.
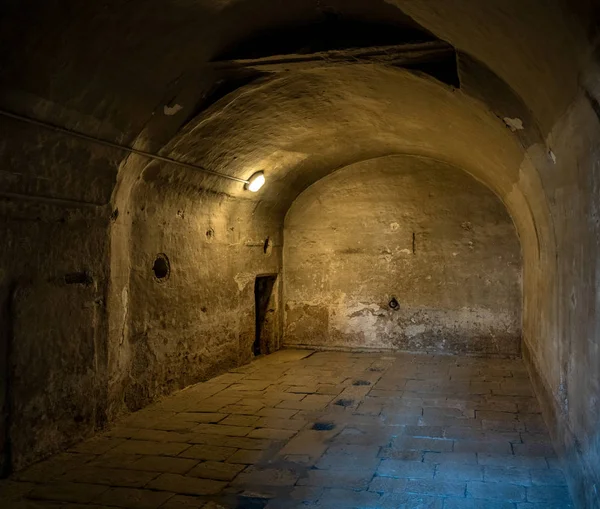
[108,174,282,415]
[3,210,109,472]
[0,118,117,472]
[283,157,521,355]
[524,92,600,508]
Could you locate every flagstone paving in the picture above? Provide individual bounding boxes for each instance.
[0,349,573,508]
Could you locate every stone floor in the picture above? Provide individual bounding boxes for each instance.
[1,350,574,509]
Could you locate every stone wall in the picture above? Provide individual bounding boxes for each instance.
[283,156,521,356]
[0,121,284,473]
[108,173,282,415]
[0,2,599,505]
[0,117,118,473]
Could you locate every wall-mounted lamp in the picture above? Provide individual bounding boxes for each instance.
[245,171,265,192]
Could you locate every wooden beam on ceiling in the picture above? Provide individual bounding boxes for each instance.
[210,41,454,72]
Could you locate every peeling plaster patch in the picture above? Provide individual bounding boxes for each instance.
[234,272,255,291]
[346,303,382,318]
[390,222,400,231]
[330,302,391,346]
[293,299,519,354]
[503,117,524,131]
[163,103,183,116]
[405,324,426,338]
[120,286,129,345]
[399,249,411,255]
[549,150,557,164]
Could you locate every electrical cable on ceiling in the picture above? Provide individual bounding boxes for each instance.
[0,108,250,184]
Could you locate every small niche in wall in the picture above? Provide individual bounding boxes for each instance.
[263,237,272,256]
[64,271,93,286]
[152,254,170,281]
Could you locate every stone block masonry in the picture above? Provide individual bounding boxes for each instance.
[0,350,572,508]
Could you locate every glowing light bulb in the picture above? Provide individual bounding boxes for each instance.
[246,171,265,192]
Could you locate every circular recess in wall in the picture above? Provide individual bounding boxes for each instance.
[152,254,170,281]
[389,297,399,310]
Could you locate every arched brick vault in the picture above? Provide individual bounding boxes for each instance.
[1,0,599,506]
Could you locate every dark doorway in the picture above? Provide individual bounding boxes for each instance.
[254,275,277,356]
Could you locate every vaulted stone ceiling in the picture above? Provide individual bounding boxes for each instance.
[0,0,594,200]
[0,1,599,507]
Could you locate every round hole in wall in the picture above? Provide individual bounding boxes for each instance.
[389,297,399,310]
[152,254,170,281]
